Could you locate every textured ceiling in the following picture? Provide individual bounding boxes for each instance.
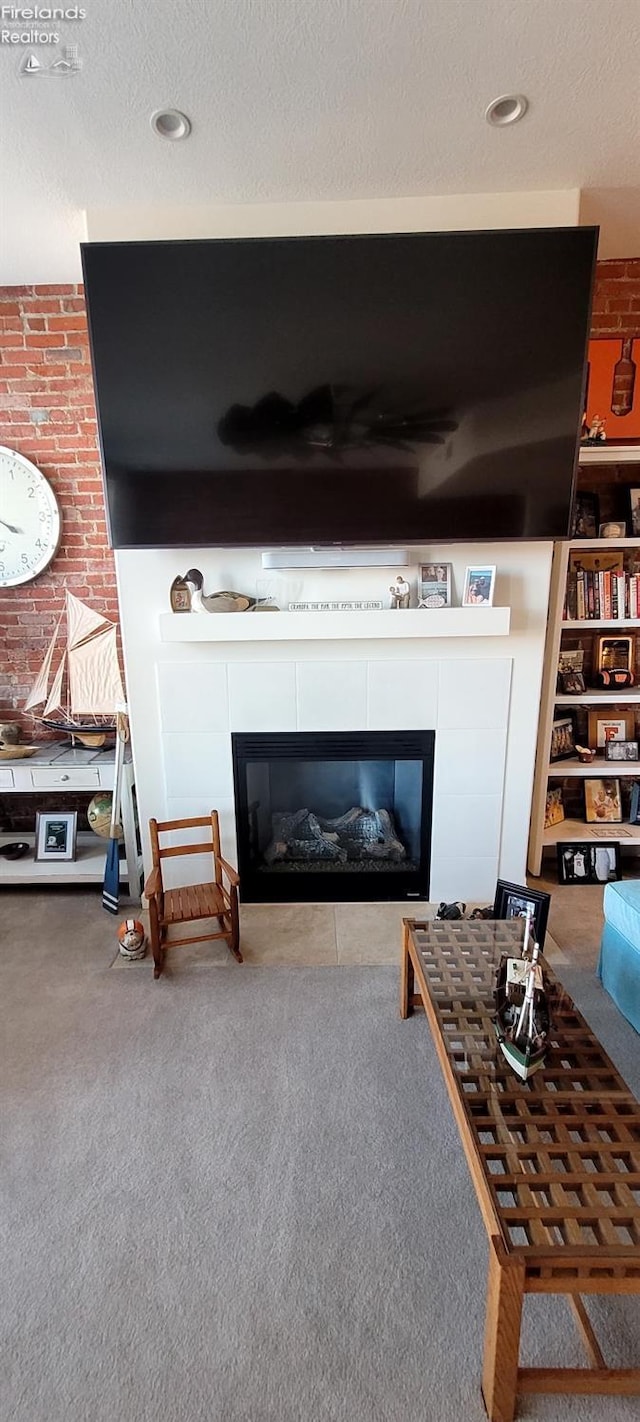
[1,0,639,269]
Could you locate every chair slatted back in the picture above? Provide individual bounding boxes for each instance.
[149,812,222,890]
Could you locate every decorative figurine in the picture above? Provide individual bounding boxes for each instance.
[182,569,255,613]
[435,901,466,920]
[586,414,607,444]
[389,574,410,609]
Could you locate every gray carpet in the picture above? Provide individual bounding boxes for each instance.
[1,952,639,1422]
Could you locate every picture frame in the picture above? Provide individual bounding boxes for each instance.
[418,562,452,609]
[560,670,586,695]
[597,636,634,677]
[587,709,636,749]
[629,782,640,825]
[629,489,640,538]
[34,810,77,862]
[605,739,639,762]
[493,879,550,950]
[557,841,621,885]
[568,549,624,576]
[461,566,496,607]
[544,786,565,829]
[599,520,627,539]
[558,647,585,676]
[584,777,622,824]
[570,491,599,540]
[550,716,576,761]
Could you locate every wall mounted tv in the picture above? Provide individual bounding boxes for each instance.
[81,227,597,548]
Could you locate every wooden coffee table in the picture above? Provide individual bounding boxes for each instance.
[401,917,640,1422]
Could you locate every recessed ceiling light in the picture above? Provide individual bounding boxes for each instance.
[151,108,192,141]
[485,94,528,127]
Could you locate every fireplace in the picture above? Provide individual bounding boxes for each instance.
[232,730,434,903]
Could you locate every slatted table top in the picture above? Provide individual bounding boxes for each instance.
[404,919,640,1285]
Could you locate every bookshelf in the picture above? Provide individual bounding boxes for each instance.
[528,445,640,875]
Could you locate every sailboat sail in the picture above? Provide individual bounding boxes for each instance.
[23,592,124,728]
[66,591,110,650]
[43,655,66,717]
[69,626,124,714]
[23,613,63,711]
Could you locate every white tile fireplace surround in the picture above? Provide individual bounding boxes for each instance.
[115,542,553,905]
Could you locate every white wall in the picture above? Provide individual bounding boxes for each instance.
[116,542,552,902]
[86,190,580,246]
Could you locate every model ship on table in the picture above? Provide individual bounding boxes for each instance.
[494,909,551,1081]
[24,592,125,748]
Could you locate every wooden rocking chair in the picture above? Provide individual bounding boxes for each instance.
[144,812,242,979]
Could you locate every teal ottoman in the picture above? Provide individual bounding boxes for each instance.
[598,881,640,1033]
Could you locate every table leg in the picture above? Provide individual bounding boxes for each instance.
[482,1236,525,1422]
[400,920,414,1018]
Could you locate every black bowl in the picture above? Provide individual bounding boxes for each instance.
[0,841,30,860]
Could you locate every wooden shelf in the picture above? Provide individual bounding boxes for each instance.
[562,618,640,629]
[0,832,139,886]
[555,689,640,705]
[578,445,640,465]
[567,537,640,549]
[543,817,640,847]
[159,607,511,642]
[547,758,640,778]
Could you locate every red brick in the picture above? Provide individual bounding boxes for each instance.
[34,284,76,295]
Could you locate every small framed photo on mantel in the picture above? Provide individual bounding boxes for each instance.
[418,563,452,608]
[462,566,496,607]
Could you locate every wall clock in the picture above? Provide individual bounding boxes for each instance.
[0,446,62,587]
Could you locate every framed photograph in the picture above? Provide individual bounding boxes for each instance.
[550,716,576,761]
[568,549,623,576]
[493,880,550,950]
[544,787,565,829]
[597,636,634,676]
[605,739,639,762]
[629,489,640,538]
[599,520,627,539]
[584,777,622,823]
[560,670,586,695]
[557,841,621,885]
[630,783,640,824]
[587,709,636,749]
[462,566,496,607]
[570,491,599,539]
[558,647,585,676]
[418,562,452,609]
[34,810,77,862]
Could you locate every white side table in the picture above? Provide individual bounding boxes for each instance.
[0,745,142,893]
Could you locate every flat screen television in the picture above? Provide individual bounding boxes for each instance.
[81,227,597,548]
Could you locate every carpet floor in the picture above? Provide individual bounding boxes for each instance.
[2,948,639,1421]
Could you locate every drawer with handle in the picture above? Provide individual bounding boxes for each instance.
[30,768,101,790]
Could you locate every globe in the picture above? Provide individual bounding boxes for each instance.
[87,792,122,840]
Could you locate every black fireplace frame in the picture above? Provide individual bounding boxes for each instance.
[232,730,434,904]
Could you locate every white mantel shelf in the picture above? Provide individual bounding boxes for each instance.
[159,607,511,642]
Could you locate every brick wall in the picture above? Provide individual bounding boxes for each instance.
[591,258,640,337]
[0,284,120,741]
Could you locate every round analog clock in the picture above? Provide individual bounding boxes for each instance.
[0,446,62,587]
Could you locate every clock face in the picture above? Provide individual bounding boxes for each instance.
[0,447,62,587]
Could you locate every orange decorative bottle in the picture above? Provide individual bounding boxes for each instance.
[611,338,636,417]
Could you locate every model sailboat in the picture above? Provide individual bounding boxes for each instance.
[494,908,551,1082]
[24,592,125,746]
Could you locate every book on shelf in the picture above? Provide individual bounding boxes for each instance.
[564,569,640,621]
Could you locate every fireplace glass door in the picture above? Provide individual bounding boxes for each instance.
[232,731,434,903]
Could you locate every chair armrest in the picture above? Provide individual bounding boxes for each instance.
[218,856,240,888]
[144,866,162,899]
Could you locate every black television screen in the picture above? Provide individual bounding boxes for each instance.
[81,228,597,548]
